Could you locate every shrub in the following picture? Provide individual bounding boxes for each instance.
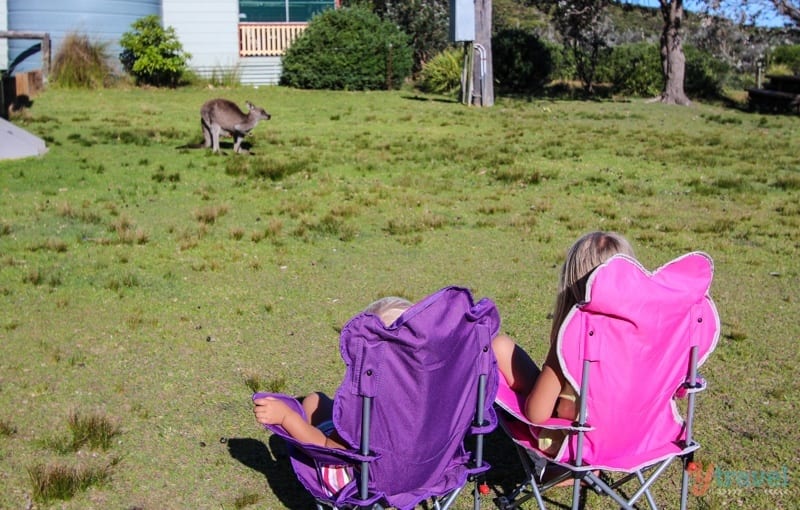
[373,0,450,75]
[603,42,662,97]
[603,43,728,99]
[418,47,463,96]
[493,29,555,93]
[770,44,800,74]
[684,45,729,99]
[280,6,413,90]
[51,32,113,89]
[119,15,191,87]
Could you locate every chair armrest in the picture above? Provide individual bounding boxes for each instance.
[675,376,707,399]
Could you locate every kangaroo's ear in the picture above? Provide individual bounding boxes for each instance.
[246,101,255,110]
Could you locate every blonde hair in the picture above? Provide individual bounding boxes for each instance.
[549,231,634,344]
[364,296,413,326]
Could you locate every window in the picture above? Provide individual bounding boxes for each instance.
[239,0,335,23]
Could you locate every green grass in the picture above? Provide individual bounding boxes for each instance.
[0,86,798,509]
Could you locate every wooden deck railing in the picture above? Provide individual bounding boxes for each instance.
[239,23,307,57]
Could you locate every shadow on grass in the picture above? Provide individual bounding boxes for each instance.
[227,436,314,509]
[175,140,259,154]
[226,424,576,509]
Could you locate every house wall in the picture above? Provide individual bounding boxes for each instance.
[161,0,240,78]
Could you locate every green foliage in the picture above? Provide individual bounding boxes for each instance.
[418,47,463,96]
[684,45,730,99]
[208,65,242,88]
[603,42,662,97]
[51,32,113,89]
[280,6,413,90]
[28,463,112,502]
[119,15,191,87]
[602,43,728,98]
[770,44,800,74]
[370,0,450,74]
[493,29,556,93]
[548,0,614,93]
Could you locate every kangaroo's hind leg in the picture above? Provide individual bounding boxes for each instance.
[201,119,213,149]
[210,124,223,153]
[232,132,244,153]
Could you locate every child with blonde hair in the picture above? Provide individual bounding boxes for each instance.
[492,231,634,453]
[253,295,412,447]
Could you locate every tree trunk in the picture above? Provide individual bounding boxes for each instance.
[658,0,691,105]
[472,0,494,107]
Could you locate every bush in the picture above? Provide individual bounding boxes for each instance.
[770,44,800,74]
[418,47,463,96]
[684,45,729,99]
[603,42,728,99]
[51,32,113,89]
[372,0,450,75]
[493,29,555,93]
[280,6,413,90]
[603,42,662,97]
[119,15,191,87]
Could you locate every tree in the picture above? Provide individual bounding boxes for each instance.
[773,0,800,24]
[732,0,800,26]
[370,0,450,74]
[657,0,691,105]
[548,0,613,94]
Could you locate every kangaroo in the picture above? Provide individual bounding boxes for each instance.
[200,99,271,154]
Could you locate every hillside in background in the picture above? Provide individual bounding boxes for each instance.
[494,0,800,74]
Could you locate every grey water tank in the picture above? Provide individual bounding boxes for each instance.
[7,0,161,75]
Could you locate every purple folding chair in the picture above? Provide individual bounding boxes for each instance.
[494,253,720,510]
[255,286,501,509]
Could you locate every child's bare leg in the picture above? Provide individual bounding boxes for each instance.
[492,334,541,394]
[301,392,334,426]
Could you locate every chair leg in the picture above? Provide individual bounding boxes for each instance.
[635,471,658,510]
[680,456,691,510]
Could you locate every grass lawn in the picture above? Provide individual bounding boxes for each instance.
[0,85,798,509]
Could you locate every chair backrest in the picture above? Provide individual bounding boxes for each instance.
[333,286,500,509]
[556,253,719,471]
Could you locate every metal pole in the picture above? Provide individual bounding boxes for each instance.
[360,396,372,503]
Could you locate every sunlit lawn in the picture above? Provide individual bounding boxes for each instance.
[0,85,798,509]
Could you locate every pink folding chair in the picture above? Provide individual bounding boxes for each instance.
[494,253,719,510]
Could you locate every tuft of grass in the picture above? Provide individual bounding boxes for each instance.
[194,204,229,225]
[234,492,262,509]
[22,267,62,288]
[66,411,121,451]
[208,64,242,88]
[45,238,68,253]
[0,419,17,436]
[227,156,313,181]
[28,462,113,502]
[152,167,181,183]
[51,32,113,89]
[230,227,245,240]
[244,373,287,394]
[109,215,148,244]
[106,272,140,292]
[771,174,800,191]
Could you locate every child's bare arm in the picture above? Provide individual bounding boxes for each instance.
[253,397,329,447]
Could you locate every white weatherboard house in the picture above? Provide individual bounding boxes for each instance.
[2,0,339,85]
